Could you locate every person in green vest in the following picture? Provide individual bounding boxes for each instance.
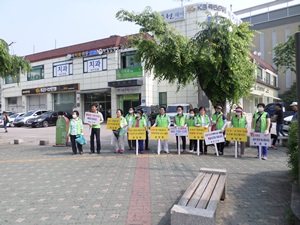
[68,110,84,155]
[152,106,170,154]
[136,109,150,151]
[132,112,147,154]
[196,106,210,154]
[187,109,197,153]
[174,105,187,153]
[89,103,104,154]
[113,109,128,154]
[231,106,248,157]
[125,107,136,150]
[211,104,227,155]
[251,103,271,160]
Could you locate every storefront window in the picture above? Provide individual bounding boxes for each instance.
[28,65,44,81]
[8,97,17,104]
[121,51,141,69]
[54,92,75,114]
[5,75,19,84]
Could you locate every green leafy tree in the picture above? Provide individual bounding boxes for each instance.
[116,7,256,107]
[280,81,297,104]
[273,35,296,73]
[0,39,31,80]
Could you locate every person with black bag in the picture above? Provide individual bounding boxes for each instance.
[68,110,84,155]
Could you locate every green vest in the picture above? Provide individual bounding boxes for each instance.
[196,115,210,127]
[212,113,225,130]
[133,118,146,127]
[119,116,127,136]
[68,118,83,135]
[125,114,135,127]
[92,111,102,129]
[156,115,169,127]
[187,117,196,127]
[232,115,247,128]
[175,114,186,126]
[253,112,268,132]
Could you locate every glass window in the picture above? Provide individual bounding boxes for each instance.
[28,65,44,81]
[257,68,262,80]
[266,72,271,84]
[121,51,141,69]
[53,62,73,77]
[159,92,167,107]
[273,76,277,87]
[83,57,107,73]
[5,75,19,84]
[8,97,17,104]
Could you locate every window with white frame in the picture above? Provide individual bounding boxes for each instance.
[83,56,107,73]
[266,72,271,84]
[53,61,73,77]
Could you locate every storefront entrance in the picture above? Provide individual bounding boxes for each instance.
[84,92,111,121]
[118,94,141,115]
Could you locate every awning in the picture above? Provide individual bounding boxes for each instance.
[76,88,110,94]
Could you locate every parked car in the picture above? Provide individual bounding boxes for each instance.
[283,115,293,134]
[13,110,48,127]
[265,102,294,118]
[166,103,193,125]
[134,105,160,126]
[27,111,59,128]
[7,113,25,126]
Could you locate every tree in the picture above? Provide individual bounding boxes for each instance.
[280,81,297,104]
[116,7,256,106]
[0,39,31,80]
[273,35,296,73]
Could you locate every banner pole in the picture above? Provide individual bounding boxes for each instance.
[214,143,219,156]
[235,141,238,158]
[197,139,200,156]
[136,139,138,155]
[158,139,161,155]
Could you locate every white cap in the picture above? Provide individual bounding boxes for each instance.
[290,102,298,106]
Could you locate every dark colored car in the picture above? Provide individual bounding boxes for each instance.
[134,105,160,126]
[265,102,294,118]
[28,111,59,128]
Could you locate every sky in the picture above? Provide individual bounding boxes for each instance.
[1,0,299,56]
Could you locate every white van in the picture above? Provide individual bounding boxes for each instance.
[166,103,193,125]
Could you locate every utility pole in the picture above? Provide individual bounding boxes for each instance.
[295,32,300,189]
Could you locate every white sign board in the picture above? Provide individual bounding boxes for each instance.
[84,112,101,125]
[249,132,271,147]
[204,131,225,145]
[174,126,188,136]
[87,59,102,72]
[56,64,69,76]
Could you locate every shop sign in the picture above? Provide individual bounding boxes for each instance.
[188,127,208,140]
[249,132,271,146]
[161,7,185,22]
[116,66,143,80]
[22,83,79,95]
[204,130,225,145]
[128,127,146,140]
[87,59,102,72]
[108,79,143,88]
[107,118,120,130]
[150,127,169,140]
[225,128,248,142]
[115,87,141,95]
[56,64,69,76]
[66,46,122,59]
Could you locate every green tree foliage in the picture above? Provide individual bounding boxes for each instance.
[273,35,296,73]
[116,7,256,106]
[0,39,31,80]
[287,121,299,182]
[280,81,297,104]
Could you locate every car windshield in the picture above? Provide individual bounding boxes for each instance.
[24,111,35,117]
[9,114,19,118]
[40,111,53,117]
[166,106,188,113]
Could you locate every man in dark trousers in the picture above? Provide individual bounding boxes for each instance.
[274,103,286,139]
[89,103,104,154]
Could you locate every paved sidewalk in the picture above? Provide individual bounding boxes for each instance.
[0,129,292,225]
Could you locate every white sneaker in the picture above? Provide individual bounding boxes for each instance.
[262,156,267,160]
[189,150,194,153]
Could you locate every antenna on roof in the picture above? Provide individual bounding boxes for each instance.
[172,0,192,7]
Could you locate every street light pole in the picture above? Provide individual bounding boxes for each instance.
[295,32,300,189]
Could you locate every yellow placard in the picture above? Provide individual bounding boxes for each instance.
[225,127,248,142]
[150,127,169,140]
[107,118,120,130]
[128,127,146,140]
[188,127,208,140]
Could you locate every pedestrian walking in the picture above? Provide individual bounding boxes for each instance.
[187,109,197,153]
[273,103,286,140]
[68,110,84,155]
[251,103,271,160]
[174,105,187,154]
[113,109,128,154]
[132,112,146,154]
[196,106,210,154]
[1,111,9,133]
[211,104,226,155]
[152,106,170,154]
[125,107,135,150]
[231,107,247,157]
[89,103,104,154]
[290,102,298,121]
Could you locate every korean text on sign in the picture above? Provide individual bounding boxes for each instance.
[249,132,271,147]
[107,118,120,130]
[150,127,169,140]
[225,128,248,142]
[204,131,225,145]
[188,127,208,140]
[128,127,146,140]
[84,112,101,125]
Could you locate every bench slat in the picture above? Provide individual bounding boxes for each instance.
[178,172,205,206]
[196,174,219,209]
[206,174,227,211]
[186,173,213,208]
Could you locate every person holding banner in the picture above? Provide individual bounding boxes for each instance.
[196,106,210,154]
[125,107,136,150]
[211,104,227,155]
[136,109,150,151]
[251,103,271,160]
[89,103,104,154]
[132,112,147,154]
[231,107,248,157]
[152,106,170,154]
[174,105,188,154]
[113,109,128,154]
[187,109,198,153]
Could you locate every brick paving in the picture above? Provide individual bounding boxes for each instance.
[0,126,292,225]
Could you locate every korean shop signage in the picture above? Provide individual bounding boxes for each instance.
[116,66,143,79]
[22,83,79,95]
[161,7,185,22]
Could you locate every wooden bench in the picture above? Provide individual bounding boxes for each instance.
[171,168,227,225]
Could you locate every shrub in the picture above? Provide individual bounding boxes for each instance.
[287,121,299,182]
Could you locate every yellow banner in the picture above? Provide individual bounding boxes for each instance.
[128,127,146,140]
[188,127,208,140]
[225,127,248,142]
[107,118,120,130]
[150,127,169,140]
